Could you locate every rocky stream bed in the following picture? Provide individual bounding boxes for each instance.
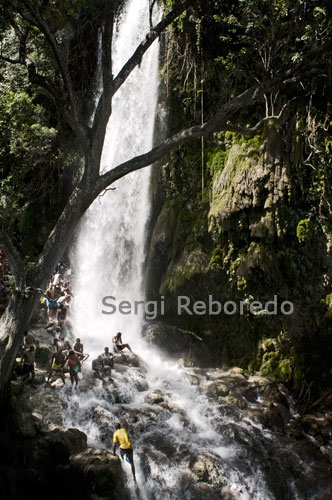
[3,314,331,500]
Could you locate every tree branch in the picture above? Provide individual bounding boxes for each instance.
[96,81,301,192]
[0,55,21,64]
[25,58,59,101]
[96,83,265,191]
[13,0,84,137]
[224,97,298,136]
[111,0,190,98]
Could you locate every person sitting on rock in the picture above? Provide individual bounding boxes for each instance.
[100,347,114,380]
[113,423,136,482]
[21,345,36,385]
[112,332,135,355]
[47,348,66,385]
[92,355,108,381]
[66,350,81,388]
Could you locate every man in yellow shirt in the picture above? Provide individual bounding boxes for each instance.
[113,423,136,482]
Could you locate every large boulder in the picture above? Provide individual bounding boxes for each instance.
[68,448,130,500]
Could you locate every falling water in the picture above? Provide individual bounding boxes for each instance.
[64,1,332,499]
[71,0,159,355]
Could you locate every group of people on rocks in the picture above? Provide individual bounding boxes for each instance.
[47,331,136,387]
[45,260,72,326]
[47,337,89,388]
[91,333,135,382]
[19,261,137,393]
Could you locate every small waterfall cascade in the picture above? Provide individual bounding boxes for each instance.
[64,1,332,499]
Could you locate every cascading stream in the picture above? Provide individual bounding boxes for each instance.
[62,1,331,499]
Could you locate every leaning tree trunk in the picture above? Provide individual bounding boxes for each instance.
[0,291,40,396]
[0,176,100,396]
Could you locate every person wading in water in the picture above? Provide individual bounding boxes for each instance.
[113,423,136,482]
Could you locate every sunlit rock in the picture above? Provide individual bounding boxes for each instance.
[206,382,229,398]
[144,391,165,405]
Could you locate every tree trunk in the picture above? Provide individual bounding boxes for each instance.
[0,176,99,395]
[0,292,39,396]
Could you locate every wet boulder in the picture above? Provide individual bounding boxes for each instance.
[144,391,165,405]
[185,373,200,385]
[134,377,149,392]
[191,454,226,485]
[246,402,290,430]
[44,427,87,458]
[114,352,147,370]
[296,414,332,445]
[206,382,229,398]
[160,401,185,415]
[35,344,53,368]
[68,448,129,500]
[143,322,187,354]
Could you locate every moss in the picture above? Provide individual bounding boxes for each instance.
[209,142,260,220]
[274,359,292,381]
[209,246,224,270]
[206,148,228,175]
[236,276,247,291]
[263,338,276,352]
[324,293,332,318]
[260,351,279,375]
[296,218,311,242]
[292,351,307,390]
[162,248,210,293]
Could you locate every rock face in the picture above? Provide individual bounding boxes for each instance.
[144,99,332,391]
[66,448,130,500]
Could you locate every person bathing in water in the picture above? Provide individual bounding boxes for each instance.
[112,332,135,355]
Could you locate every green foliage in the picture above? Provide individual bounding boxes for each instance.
[296,218,311,242]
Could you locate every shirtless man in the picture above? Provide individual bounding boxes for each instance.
[47,348,66,384]
[22,331,35,351]
[112,332,135,355]
[21,345,35,384]
[101,347,114,380]
[73,338,89,362]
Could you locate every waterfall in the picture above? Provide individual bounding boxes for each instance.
[71,0,159,356]
[63,2,331,499]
